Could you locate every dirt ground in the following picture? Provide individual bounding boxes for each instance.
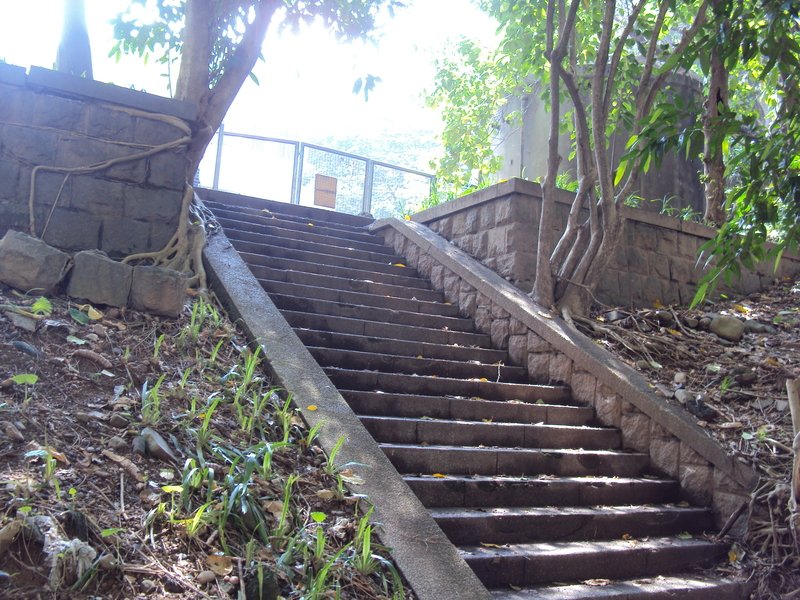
[0,286,409,599]
[577,275,800,598]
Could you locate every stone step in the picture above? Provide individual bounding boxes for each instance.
[273,295,476,332]
[202,191,373,230]
[405,475,682,508]
[238,245,418,280]
[225,228,407,268]
[212,209,392,253]
[286,312,492,346]
[324,368,573,403]
[381,444,650,477]
[461,537,730,588]
[361,416,619,450]
[297,329,501,361]
[342,391,594,425]
[490,575,749,600]
[252,268,440,301]
[311,348,527,382]
[432,504,714,545]
[267,280,457,316]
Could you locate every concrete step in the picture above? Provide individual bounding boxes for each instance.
[273,296,476,332]
[225,228,408,268]
[381,444,650,477]
[405,475,682,508]
[342,391,595,425]
[260,279,458,317]
[324,368,573,403]
[202,190,373,230]
[212,209,392,253]
[286,312,492,346]
[490,575,749,599]
[252,268,440,301]
[432,504,714,545]
[297,329,501,361]
[239,246,419,281]
[361,416,619,450]
[311,348,527,382]
[461,537,730,588]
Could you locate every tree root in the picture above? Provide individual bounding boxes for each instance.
[24,104,209,289]
[122,186,209,290]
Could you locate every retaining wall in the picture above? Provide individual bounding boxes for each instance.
[0,63,195,257]
[374,218,758,530]
[414,178,800,307]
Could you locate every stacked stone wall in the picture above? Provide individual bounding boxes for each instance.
[415,179,800,307]
[0,63,195,257]
[379,221,756,530]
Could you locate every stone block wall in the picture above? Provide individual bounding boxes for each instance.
[378,220,756,529]
[414,179,800,307]
[0,63,195,258]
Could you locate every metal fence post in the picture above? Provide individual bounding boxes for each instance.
[291,142,304,205]
[362,159,374,215]
[212,123,225,190]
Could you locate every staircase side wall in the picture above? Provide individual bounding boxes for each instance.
[0,63,194,257]
[413,178,800,307]
[375,218,758,533]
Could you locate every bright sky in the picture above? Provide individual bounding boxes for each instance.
[0,0,498,171]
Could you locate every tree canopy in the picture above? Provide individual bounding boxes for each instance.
[429,0,800,312]
[111,0,403,178]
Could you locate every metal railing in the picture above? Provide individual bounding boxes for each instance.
[197,124,434,219]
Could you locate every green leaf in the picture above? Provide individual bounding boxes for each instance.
[69,308,90,325]
[11,373,38,386]
[310,511,326,523]
[30,297,52,316]
[614,161,627,186]
[247,71,260,85]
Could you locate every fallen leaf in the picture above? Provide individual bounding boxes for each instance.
[206,554,233,576]
[432,473,448,479]
[339,469,364,485]
[392,263,406,268]
[315,490,336,501]
[262,500,283,520]
[307,405,318,411]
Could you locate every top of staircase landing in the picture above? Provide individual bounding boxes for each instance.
[198,187,374,229]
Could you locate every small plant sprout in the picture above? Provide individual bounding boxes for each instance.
[141,374,166,425]
[303,421,324,448]
[12,373,39,405]
[324,436,346,475]
[351,508,379,575]
[153,333,166,359]
[24,446,60,489]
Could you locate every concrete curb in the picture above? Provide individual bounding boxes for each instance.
[371,217,759,492]
[202,229,490,600]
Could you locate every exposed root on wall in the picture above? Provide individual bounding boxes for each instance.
[24,104,212,289]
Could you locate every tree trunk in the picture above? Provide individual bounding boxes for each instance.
[702,7,729,226]
[788,378,800,550]
[531,0,582,307]
[57,0,93,79]
[178,0,281,179]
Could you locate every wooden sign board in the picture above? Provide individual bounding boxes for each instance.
[314,174,337,208]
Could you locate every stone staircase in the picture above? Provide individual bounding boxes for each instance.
[203,191,748,599]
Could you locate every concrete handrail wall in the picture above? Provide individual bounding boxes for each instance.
[412,178,800,307]
[372,217,758,529]
[202,227,491,600]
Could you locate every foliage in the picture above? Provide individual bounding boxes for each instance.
[426,38,509,198]
[110,0,404,177]
[432,0,800,312]
[689,0,800,303]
